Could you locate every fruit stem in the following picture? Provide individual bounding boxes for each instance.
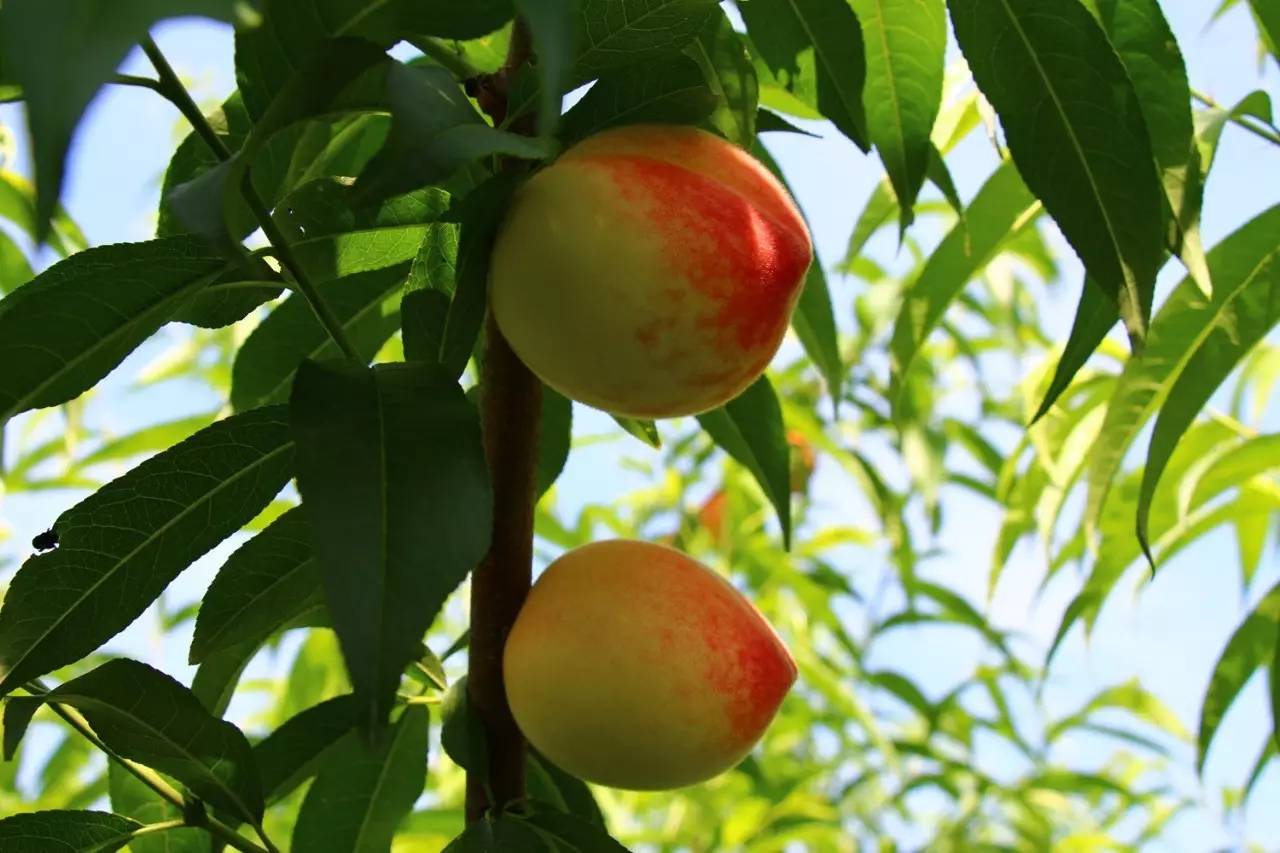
[465,18,540,823]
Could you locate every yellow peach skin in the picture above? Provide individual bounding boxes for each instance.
[489,124,813,418]
[503,539,797,790]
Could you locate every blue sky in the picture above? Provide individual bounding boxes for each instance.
[1,3,1278,848]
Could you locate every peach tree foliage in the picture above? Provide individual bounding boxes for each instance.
[0,0,1275,850]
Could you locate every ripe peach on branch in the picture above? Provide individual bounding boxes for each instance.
[503,539,796,790]
[490,124,813,418]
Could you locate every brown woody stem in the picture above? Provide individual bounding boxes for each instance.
[465,19,540,822]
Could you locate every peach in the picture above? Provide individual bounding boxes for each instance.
[503,539,797,790]
[489,124,812,418]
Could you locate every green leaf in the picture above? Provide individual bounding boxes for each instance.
[1136,249,1280,557]
[441,676,488,780]
[172,39,394,247]
[0,232,33,297]
[612,416,661,449]
[291,704,430,853]
[559,56,717,145]
[191,642,258,719]
[889,161,1039,399]
[0,237,232,425]
[0,0,245,240]
[78,414,215,470]
[851,0,946,230]
[739,0,869,150]
[516,0,578,135]
[0,408,294,695]
[255,694,360,804]
[444,817,551,852]
[842,179,897,267]
[1198,581,1280,771]
[290,362,492,731]
[751,142,842,404]
[356,63,553,202]
[0,810,143,852]
[10,659,264,824]
[107,764,210,853]
[190,508,320,664]
[1087,204,1280,531]
[948,0,1166,342]
[573,0,718,82]
[697,376,792,547]
[1248,0,1280,66]
[1030,278,1116,423]
[537,388,573,499]
[756,108,818,137]
[440,175,522,378]
[0,170,88,257]
[1047,678,1189,744]
[524,812,630,852]
[526,750,604,826]
[1091,0,1208,294]
[231,265,409,412]
[686,8,759,148]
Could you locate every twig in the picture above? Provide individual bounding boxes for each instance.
[22,681,270,853]
[1193,90,1280,148]
[138,35,361,362]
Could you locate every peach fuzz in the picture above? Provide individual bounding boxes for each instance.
[503,539,797,790]
[489,124,813,418]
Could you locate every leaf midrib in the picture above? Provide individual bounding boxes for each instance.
[195,555,315,663]
[1088,245,1280,520]
[785,0,860,131]
[2,265,224,422]
[993,0,1139,326]
[0,438,294,694]
[351,710,414,849]
[55,693,256,823]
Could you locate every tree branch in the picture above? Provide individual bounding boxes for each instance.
[465,17,540,823]
[138,35,361,363]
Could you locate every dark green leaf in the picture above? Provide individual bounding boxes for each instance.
[441,676,488,780]
[1092,0,1208,293]
[254,695,360,804]
[612,416,661,448]
[0,170,87,257]
[107,764,210,853]
[516,0,578,135]
[1136,242,1280,557]
[697,376,791,547]
[444,817,551,852]
[525,812,630,852]
[0,0,245,239]
[0,231,33,296]
[756,109,819,137]
[10,659,264,824]
[402,290,451,363]
[0,238,231,425]
[192,642,258,719]
[291,362,491,731]
[851,0,946,230]
[0,408,294,695]
[0,810,143,852]
[1198,581,1280,771]
[291,704,430,853]
[559,57,717,145]
[356,63,553,202]
[949,0,1166,342]
[440,175,522,378]
[1030,278,1117,423]
[740,0,868,150]
[574,0,718,82]
[686,8,758,147]
[1087,204,1280,530]
[230,264,410,411]
[537,388,573,499]
[190,508,320,664]
[889,161,1039,399]
[526,750,604,826]
[1249,0,1280,66]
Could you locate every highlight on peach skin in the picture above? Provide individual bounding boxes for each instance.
[503,539,797,791]
[489,124,813,419]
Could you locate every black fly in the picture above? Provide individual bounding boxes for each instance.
[31,527,58,552]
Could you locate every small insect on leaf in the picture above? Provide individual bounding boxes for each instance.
[31,528,58,552]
